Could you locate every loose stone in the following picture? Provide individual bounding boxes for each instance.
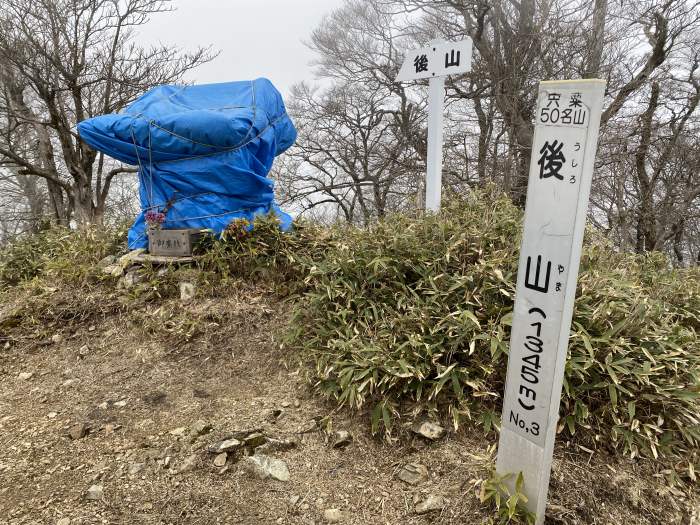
[411,420,445,441]
[415,494,446,514]
[397,462,429,485]
[207,438,241,454]
[85,484,103,501]
[128,463,145,476]
[68,423,90,440]
[191,420,212,436]
[170,427,187,437]
[323,508,348,523]
[241,454,290,482]
[331,430,352,449]
[213,452,227,467]
[244,432,267,448]
[179,282,196,302]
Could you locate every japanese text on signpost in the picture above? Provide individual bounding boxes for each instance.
[496,79,605,524]
[501,88,592,446]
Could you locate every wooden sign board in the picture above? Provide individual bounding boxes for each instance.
[396,39,472,211]
[496,79,606,524]
[396,39,472,82]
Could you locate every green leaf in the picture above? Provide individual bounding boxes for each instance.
[371,403,382,434]
[609,383,618,408]
[381,403,392,432]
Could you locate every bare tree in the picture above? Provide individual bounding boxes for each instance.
[284,0,700,264]
[0,166,47,244]
[594,65,700,262]
[397,0,693,205]
[0,0,214,228]
[281,82,422,223]
[277,0,429,221]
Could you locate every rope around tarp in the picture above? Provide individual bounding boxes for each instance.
[127,80,278,226]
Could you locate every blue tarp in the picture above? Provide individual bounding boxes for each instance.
[77,78,296,249]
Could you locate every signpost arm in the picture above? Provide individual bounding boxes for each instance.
[425,76,445,212]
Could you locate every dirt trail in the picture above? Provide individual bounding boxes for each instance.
[0,286,693,524]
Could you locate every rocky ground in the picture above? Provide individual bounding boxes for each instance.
[0,281,697,525]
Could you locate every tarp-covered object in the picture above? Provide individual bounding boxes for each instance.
[78,78,296,249]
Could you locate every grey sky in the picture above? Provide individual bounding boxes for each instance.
[139,0,346,97]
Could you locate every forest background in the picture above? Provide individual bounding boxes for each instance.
[0,0,698,265]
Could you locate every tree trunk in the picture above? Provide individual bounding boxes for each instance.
[72,178,96,227]
[634,82,660,253]
[47,180,70,226]
[473,94,491,185]
[671,220,685,265]
[584,0,608,78]
[510,121,534,207]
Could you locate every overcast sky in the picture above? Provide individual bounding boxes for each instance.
[139,0,346,97]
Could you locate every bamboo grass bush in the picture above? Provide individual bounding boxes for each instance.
[0,224,127,288]
[1,190,698,470]
[286,191,700,467]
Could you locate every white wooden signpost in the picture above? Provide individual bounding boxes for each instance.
[396,38,472,211]
[496,79,606,524]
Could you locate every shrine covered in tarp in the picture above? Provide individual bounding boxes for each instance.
[78,78,296,249]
